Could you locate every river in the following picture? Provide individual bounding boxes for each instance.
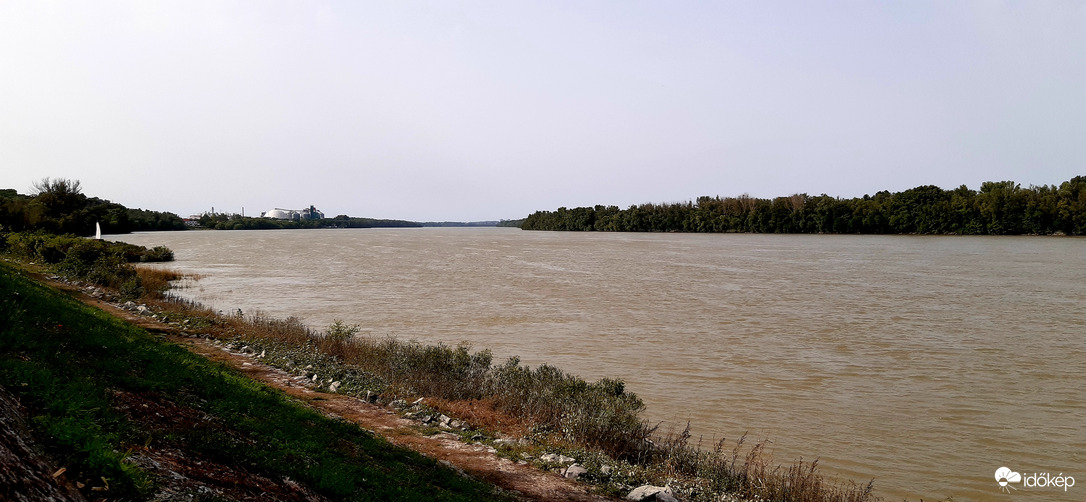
[116,228,1086,501]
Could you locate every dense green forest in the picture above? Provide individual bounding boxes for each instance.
[0,178,186,235]
[522,177,1086,235]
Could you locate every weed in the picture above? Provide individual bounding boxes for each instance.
[135,267,183,299]
[325,319,361,342]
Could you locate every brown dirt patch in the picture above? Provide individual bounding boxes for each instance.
[425,398,532,439]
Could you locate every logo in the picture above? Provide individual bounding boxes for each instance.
[995,467,1021,493]
[996,466,1075,493]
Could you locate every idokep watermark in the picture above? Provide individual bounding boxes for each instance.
[995,466,1075,493]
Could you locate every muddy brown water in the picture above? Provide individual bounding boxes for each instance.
[116,228,1086,501]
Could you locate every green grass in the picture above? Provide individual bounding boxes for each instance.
[0,261,508,501]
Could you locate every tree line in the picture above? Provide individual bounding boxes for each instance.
[0,178,178,299]
[521,177,1086,235]
[196,213,422,230]
[0,178,186,235]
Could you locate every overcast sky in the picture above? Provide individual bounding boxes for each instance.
[2,1,1084,221]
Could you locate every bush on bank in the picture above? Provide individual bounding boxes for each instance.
[212,310,654,462]
[1,231,174,298]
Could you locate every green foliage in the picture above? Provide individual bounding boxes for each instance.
[124,207,187,232]
[522,176,1086,235]
[488,358,648,458]
[141,245,174,262]
[1,231,174,300]
[32,177,86,220]
[3,232,172,267]
[326,217,422,228]
[197,213,422,230]
[0,177,185,235]
[229,311,652,462]
[325,319,361,342]
[355,338,495,399]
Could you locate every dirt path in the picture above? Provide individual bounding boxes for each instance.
[50,278,613,502]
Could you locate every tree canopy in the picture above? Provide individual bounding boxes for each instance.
[521,176,1086,236]
[196,212,421,230]
[1,178,186,236]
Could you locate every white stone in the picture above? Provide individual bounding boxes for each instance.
[563,464,587,480]
[626,485,676,502]
[540,453,575,464]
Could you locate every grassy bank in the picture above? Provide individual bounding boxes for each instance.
[0,261,509,501]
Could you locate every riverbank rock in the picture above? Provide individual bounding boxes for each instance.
[563,463,587,480]
[540,453,575,464]
[626,485,677,502]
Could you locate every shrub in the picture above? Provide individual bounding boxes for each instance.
[118,275,144,300]
[85,254,137,288]
[325,319,360,342]
[141,245,174,262]
[55,239,109,276]
[110,242,147,262]
[6,232,63,262]
[3,232,175,266]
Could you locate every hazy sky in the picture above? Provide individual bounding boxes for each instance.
[2,1,1084,221]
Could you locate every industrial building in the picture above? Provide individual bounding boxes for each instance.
[261,205,325,221]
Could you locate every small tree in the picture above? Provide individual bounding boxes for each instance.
[32,177,87,221]
[325,319,360,341]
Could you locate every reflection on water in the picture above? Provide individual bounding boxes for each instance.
[118,228,1086,501]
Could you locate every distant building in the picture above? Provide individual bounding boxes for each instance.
[300,205,324,220]
[263,209,292,219]
[261,205,325,221]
